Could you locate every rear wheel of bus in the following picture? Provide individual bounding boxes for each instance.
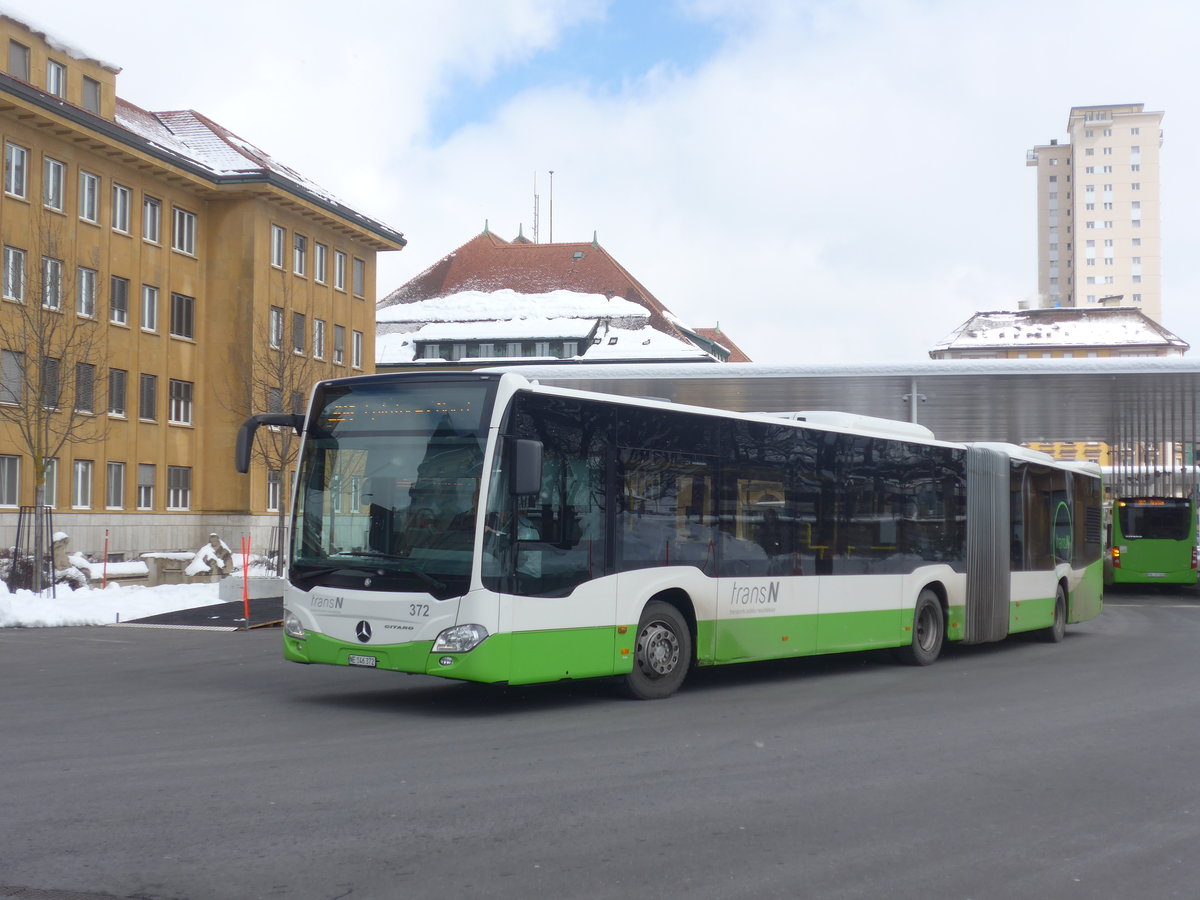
[895,588,944,666]
[625,600,692,700]
[1038,583,1067,643]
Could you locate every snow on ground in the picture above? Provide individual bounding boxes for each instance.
[0,580,224,628]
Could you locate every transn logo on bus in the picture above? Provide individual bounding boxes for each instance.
[729,581,780,608]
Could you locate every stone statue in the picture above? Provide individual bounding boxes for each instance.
[206,533,233,575]
[51,531,70,571]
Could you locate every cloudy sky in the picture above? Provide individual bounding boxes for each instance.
[10,0,1200,364]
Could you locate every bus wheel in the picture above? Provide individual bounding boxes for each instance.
[1038,584,1067,643]
[895,588,944,666]
[625,601,692,700]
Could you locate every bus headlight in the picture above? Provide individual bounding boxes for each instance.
[283,611,306,639]
[433,624,489,653]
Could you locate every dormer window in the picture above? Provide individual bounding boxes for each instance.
[47,60,66,98]
[8,41,29,81]
[82,76,101,114]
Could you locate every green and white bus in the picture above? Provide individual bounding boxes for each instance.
[1110,496,1198,586]
[236,371,1105,699]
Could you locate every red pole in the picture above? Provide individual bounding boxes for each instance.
[101,529,109,589]
[241,536,251,625]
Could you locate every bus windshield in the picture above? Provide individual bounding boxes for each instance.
[290,378,497,598]
[1118,498,1193,542]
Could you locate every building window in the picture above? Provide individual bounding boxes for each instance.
[270,224,285,268]
[267,469,281,513]
[108,368,126,416]
[143,196,161,242]
[42,257,62,310]
[109,276,129,325]
[423,344,440,360]
[333,325,345,364]
[8,41,29,80]
[42,457,57,508]
[106,462,124,509]
[0,349,23,404]
[72,459,93,509]
[0,455,16,506]
[506,342,522,356]
[77,266,97,317]
[47,59,66,97]
[3,246,25,302]
[141,285,158,332]
[139,373,157,421]
[313,319,326,359]
[269,306,284,349]
[352,330,363,368]
[563,341,578,357]
[79,171,99,222]
[167,466,191,510]
[4,142,27,198]
[111,184,131,233]
[292,312,306,354]
[169,293,195,339]
[314,243,327,283]
[43,158,65,211]
[82,76,101,114]
[137,464,155,510]
[173,208,197,254]
[293,234,307,276]
[334,251,346,291]
[75,362,95,413]
[352,258,366,298]
[534,341,551,356]
[168,379,193,424]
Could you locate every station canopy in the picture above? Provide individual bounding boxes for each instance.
[501,358,1200,449]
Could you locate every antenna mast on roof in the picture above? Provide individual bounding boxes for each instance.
[532,172,540,244]
[549,170,554,243]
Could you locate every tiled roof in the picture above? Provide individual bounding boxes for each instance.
[381,230,693,344]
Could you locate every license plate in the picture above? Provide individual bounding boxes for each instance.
[347,654,377,667]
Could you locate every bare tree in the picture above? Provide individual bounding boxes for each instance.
[0,217,110,590]
[230,270,323,575]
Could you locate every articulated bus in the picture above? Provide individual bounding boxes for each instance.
[1110,497,1198,586]
[236,371,1104,699]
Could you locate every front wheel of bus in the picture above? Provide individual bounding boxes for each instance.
[1038,584,1067,643]
[895,588,944,666]
[625,601,692,700]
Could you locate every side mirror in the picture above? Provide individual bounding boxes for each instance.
[510,439,543,496]
[235,413,305,473]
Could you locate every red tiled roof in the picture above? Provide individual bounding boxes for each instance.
[381,230,693,344]
[694,327,753,363]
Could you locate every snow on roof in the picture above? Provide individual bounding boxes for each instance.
[931,308,1188,351]
[1,14,119,71]
[376,288,648,324]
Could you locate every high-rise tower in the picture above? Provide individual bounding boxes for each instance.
[1027,103,1163,320]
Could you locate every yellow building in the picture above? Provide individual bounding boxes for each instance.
[0,16,405,560]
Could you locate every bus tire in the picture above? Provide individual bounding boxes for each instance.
[624,600,692,700]
[895,588,944,666]
[1038,584,1067,643]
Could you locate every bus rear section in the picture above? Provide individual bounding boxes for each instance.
[1110,497,1198,586]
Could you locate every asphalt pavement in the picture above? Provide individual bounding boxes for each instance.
[1,586,1199,900]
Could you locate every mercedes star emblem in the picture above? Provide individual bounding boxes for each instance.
[355,620,372,643]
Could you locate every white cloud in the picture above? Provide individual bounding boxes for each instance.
[10,0,1200,362]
